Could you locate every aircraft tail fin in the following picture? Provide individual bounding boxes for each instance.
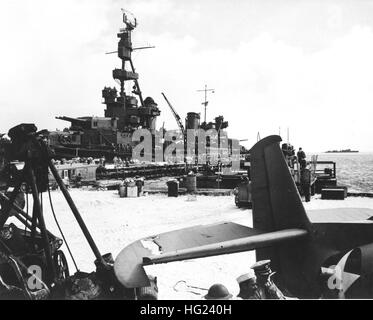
[250,136,315,296]
[250,135,312,232]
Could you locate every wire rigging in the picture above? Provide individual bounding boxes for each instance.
[47,186,79,272]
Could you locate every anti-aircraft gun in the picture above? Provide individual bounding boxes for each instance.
[0,123,157,299]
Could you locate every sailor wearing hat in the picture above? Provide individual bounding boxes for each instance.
[236,271,259,299]
[204,283,233,300]
[250,260,285,300]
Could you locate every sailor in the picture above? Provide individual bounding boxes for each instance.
[62,176,70,189]
[297,148,306,169]
[75,173,82,188]
[300,164,311,202]
[250,260,285,300]
[288,145,296,168]
[236,271,259,299]
[100,156,106,166]
[204,283,233,300]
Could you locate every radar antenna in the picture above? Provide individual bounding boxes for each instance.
[121,8,137,30]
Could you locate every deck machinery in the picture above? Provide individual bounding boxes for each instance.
[0,123,158,300]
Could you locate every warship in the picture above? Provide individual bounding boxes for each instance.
[325,149,359,153]
[46,11,239,164]
[48,11,161,160]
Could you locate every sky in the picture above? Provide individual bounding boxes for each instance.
[1,0,373,152]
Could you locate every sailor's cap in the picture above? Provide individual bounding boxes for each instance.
[236,271,256,284]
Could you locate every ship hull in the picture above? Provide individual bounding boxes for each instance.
[50,145,131,160]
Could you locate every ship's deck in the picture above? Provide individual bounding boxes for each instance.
[6,190,373,299]
[307,207,373,223]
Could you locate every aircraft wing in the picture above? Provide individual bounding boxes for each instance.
[114,135,311,289]
[114,221,307,288]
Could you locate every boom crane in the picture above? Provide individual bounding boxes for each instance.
[161,93,185,136]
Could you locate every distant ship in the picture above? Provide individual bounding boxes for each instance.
[325,149,359,153]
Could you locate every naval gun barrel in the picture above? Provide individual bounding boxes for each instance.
[56,116,87,124]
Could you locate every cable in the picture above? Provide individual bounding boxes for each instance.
[24,188,28,234]
[47,186,79,272]
[173,280,207,295]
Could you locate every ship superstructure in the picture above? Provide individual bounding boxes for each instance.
[48,11,160,159]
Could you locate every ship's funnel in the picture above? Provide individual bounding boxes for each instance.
[186,112,200,130]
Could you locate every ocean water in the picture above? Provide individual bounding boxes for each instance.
[316,152,373,193]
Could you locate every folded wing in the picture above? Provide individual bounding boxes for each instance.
[114,135,311,289]
[114,221,307,288]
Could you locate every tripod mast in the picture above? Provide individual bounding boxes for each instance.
[197,84,215,124]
